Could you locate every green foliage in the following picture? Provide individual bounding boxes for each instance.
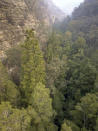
[5,46,22,68]
[46,19,98,130]
[52,88,65,125]
[45,32,66,87]
[0,61,19,105]
[95,118,98,131]
[32,82,54,122]
[45,27,98,130]
[20,30,46,106]
[81,127,88,131]
[72,93,98,130]
[20,30,56,130]
[0,0,98,130]
[61,121,72,131]
[0,102,31,131]
[4,46,22,86]
[64,120,80,131]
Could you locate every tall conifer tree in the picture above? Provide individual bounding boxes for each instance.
[20,30,56,130]
[21,30,45,105]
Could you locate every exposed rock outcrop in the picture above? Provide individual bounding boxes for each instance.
[0,0,65,57]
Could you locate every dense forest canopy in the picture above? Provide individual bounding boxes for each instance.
[0,0,98,131]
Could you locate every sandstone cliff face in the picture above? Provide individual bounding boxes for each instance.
[0,0,65,57]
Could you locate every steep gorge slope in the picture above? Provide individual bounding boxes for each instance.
[68,0,98,48]
[0,0,65,57]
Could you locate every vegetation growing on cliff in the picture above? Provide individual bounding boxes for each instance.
[0,0,98,130]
